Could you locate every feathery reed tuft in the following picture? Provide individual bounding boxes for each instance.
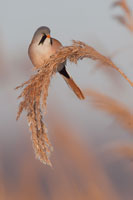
[16,41,132,166]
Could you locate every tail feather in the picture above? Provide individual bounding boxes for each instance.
[62,76,85,100]
[59,66,85,100]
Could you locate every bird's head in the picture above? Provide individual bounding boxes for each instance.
[31,26,51,45]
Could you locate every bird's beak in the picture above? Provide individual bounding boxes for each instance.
[47,34,51,38]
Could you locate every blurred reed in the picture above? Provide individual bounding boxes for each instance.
[0,115,122,200]
[84,88,133,133]
[112,0,133,32]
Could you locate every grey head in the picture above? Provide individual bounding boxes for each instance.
[31,26,51,44]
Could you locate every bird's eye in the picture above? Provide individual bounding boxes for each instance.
[38,34,46,45]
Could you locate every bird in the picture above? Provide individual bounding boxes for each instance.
[28,26,84,100]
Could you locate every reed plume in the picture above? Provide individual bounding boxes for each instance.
[16,40,132,166]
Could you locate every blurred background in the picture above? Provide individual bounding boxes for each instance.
[0,0,133,199]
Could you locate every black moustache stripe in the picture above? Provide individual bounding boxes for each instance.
[50,38,53,45]
[38,34,47,45]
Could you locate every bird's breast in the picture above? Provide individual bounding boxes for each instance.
[28,38,63,69]
[28,41,54,68]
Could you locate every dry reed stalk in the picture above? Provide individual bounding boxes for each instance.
[84,89,133,133]
[112,0,133,32]
[16,40,132,166]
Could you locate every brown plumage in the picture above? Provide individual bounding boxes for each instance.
[59,66,84,99]
[63,77,85,100]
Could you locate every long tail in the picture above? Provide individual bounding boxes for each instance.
[59,67,85,100]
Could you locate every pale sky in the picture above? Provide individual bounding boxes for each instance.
[0,0,132,54]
